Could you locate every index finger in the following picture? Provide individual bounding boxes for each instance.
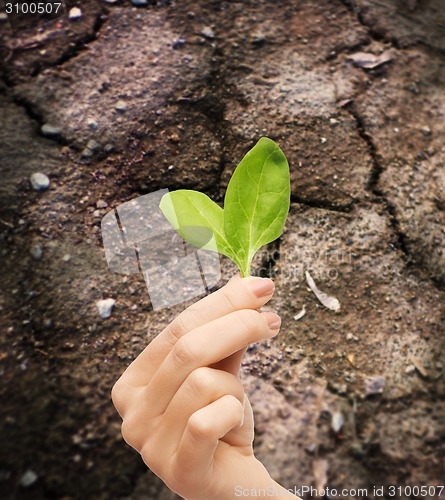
[121,274,275,386]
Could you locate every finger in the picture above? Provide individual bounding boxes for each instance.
[222,393,255,448]
[145,309,281,415]
[170,394,244,485]
[122,274,275,386]
[209,345,248,376]
[160,367,245,445]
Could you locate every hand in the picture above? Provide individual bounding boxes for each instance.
[111,274,297,499]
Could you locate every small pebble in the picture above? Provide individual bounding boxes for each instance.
[81,148,93,158]
[30,173,50,191]
[364,376,385,396]
[86,118,98,129]
[305,443,317,454]
[172,38,186,49]
[331,412,345,432]
[30,245,43,260]
[96,200,108,209]
[201,26,215,39]
[405,365,416,374]
[251,32,265,45]
[115,100,128,112]
[96,298,116,319]
[131,0,148,5]
[20,470,38,488]
[93,209,102,218]
[62,254,71,262]
[69,7,82,19]
[41,124,61,137]
[104,143,114,153]
[86,140,99,152]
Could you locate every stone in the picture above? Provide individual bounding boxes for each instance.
[331,412,345,432]
[96,298,116,319]
[172,38,186,49]
[115,100,128,112]
[30,245,43,260]
[30,173,50,191]
[19,470,38,487]
[86,139,100,151]
[86,118,98,129]
[201,27,215,39]
[364,376,385,396]
[41,124,61,137]
[251,32,266,45]
[68,7,82,19]
[81,148,93,158]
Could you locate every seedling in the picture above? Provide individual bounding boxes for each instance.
[159,137,290,277]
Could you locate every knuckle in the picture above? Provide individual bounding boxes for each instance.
[111,380,126,413]
[111,381,121,407]
[172,337,199,368]
[121,415,145,451]
[236,309,263,335]
[225,394,244,415]
[187,367,217,395]
[169,307,201,340]
[219,287,239,311]
[188,413,213,440]
[121,415,142,450]
[141,440,165,476]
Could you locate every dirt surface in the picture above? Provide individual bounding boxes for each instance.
[0,1,444,499]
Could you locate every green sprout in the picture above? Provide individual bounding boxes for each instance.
[159,137,290,277]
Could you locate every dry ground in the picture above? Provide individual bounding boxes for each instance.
[0,1,444,499]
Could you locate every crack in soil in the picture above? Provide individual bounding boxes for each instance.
[10,93,70,145]
[290,195,354,214]
[345,101,444,294]
[34,10,108,77]
[344,101,410,258]
[339,0,400,48]
[340,0,445,58]
[0,9,108,86]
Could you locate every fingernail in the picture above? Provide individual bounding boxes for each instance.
[262,311,281,330]
[249,277,275,298]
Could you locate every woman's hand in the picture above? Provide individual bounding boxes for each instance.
[111,274,296,499]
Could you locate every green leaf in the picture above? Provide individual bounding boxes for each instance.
[159,137,290,278]
[224,137,290,276]
[159,190,240,264]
